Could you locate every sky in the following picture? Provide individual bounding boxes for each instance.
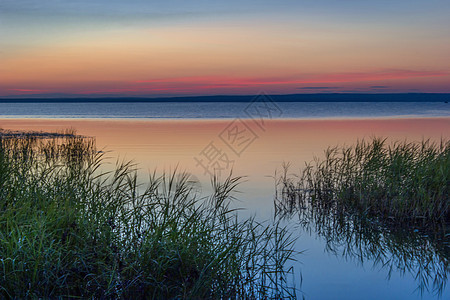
[1,0,449,97]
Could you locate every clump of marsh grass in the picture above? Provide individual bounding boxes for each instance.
[277,138,449,226]
[0,133,297,299]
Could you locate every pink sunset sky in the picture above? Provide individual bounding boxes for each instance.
[1,0,449,97]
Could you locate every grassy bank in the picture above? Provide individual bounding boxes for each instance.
[0,133,296,299]
[278,138,449,227]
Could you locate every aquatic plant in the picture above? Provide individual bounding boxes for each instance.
[277,138,449,226]
[0,132,297,299]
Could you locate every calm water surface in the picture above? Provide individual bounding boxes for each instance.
[0,101,449,119]
[1,102,449,299]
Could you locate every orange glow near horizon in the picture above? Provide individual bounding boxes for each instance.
[1,5,449,96]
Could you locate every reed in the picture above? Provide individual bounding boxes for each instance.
[278,138,449,227]
[0,132,297,299]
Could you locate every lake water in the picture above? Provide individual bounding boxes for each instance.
[1,101,449,299]
[0,101,449,119]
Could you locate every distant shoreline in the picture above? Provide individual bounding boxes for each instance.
[0,93,449,103]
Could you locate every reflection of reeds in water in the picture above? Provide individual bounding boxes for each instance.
[287,202,447,296]
[0,132,297,299]
[275,138,449,296]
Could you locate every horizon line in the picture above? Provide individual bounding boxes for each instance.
[0,93,449,103]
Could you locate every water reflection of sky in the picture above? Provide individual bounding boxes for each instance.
[0,117,449,299]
